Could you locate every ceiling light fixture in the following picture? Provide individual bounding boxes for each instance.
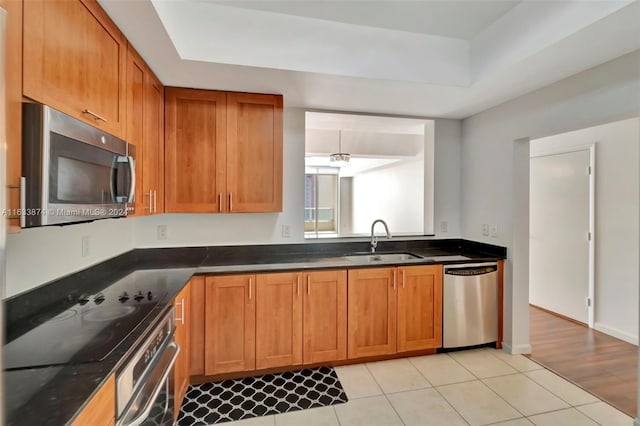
[329,130,350,167]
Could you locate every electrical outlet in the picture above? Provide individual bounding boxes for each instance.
[439,221,448,233]
[81,236,90,257]
[282,224,291,238]
[481,224,489,236]
[157,225,168,240]
[490,224,498,238]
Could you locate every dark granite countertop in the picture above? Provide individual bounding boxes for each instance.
[3,238,505,426]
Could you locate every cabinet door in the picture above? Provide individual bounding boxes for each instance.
[165,88,226,213]
[347,268,397,359]
[71,375,115,426]
[205,275,256,375]
[174,283,191,419]
[23,0,127,138]
[125,45,145,216]
[143,74,164,214]
[226,93,283,213]
[303,270,347,364]
[189,276,205,376]
[4,0,22,233]
[256,272,303,369]
[397,265,443,352]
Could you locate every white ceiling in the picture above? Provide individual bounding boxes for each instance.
[306,112,430,135]
[208,0,521,40]
[99,0,640,119]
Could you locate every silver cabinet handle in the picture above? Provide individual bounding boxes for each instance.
[153,190,157,213]
[297,275,300,296]
[248,277,252,300]
[229,192,233,212]
[175,299,185,324]
[82,109,107,122]
[402,270,405,289]
[393,270,396,289]
[218,193,222,213]
[307,275,310,295]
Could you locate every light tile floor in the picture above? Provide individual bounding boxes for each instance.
[219,348,635,426]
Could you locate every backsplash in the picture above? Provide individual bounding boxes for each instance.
[4,218,135,298]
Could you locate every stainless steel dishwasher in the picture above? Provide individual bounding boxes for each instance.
[443,262,498,348]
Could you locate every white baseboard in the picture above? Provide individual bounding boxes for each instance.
[502,341,533,355]
[594,322,639,345]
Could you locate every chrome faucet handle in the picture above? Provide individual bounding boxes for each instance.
[371,236,378,252]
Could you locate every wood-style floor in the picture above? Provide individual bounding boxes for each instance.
[527,305,638,417]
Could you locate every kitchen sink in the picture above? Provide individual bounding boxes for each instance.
[344,252,423,263]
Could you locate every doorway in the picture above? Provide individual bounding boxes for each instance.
[529,146,594,326]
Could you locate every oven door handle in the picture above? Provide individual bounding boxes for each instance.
[117,342,180,426]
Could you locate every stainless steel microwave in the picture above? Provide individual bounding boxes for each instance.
[21,103,135,227]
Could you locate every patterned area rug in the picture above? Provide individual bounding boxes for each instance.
[176,366,348,425]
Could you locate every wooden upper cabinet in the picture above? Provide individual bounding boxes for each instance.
[397,265,443,352]
[143,73,165,214]
[302,270,347,364]
[256,272,303,369]
[347,268,397,359]
[71,374,115,426]
[165,88,226,213]
[226,93,283,213]
[125,45,145,216]
[204,275,256,375]
[23,0,127,138]
[164,89,283,213]
[3,0,23,233]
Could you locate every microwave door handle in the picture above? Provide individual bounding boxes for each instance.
[127,156,135,203]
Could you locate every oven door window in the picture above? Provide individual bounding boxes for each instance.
[49,132,130,204]
[118,343,178,426]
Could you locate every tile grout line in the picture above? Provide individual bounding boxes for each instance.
[522,371,603,408]
[363,362,408,425]
[407,355,472,426]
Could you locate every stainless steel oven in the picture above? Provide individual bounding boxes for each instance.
[21,103,135,227]
[116,308,179,426]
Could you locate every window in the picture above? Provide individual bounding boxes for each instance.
[304,169,339,237]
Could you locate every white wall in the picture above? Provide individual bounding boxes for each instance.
[531,118,640,344]
[135,111,463,247]
[461,50,640,353]
[4,218,135,297]
[351,159,424,235]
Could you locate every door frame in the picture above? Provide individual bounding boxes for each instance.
[529,143,596,328]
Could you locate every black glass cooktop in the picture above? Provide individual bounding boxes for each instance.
[3,270,171,370]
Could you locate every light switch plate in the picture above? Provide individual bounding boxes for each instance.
[481,224,489,236]
[440,221,448,233]
[490,224,498,238]
[282,224,291,238]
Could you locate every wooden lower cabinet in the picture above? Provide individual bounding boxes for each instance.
[303,270,347,364]
[204,275,256,375]
[397,265,443,352]
[256,272,303,369]
[71,374,115,426]
[173,283,191,420]
[347,268,397,359]
[189,276,206,376]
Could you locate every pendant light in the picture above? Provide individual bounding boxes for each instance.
[329,130,350,167]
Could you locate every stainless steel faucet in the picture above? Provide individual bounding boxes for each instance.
[370,219,391,253]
